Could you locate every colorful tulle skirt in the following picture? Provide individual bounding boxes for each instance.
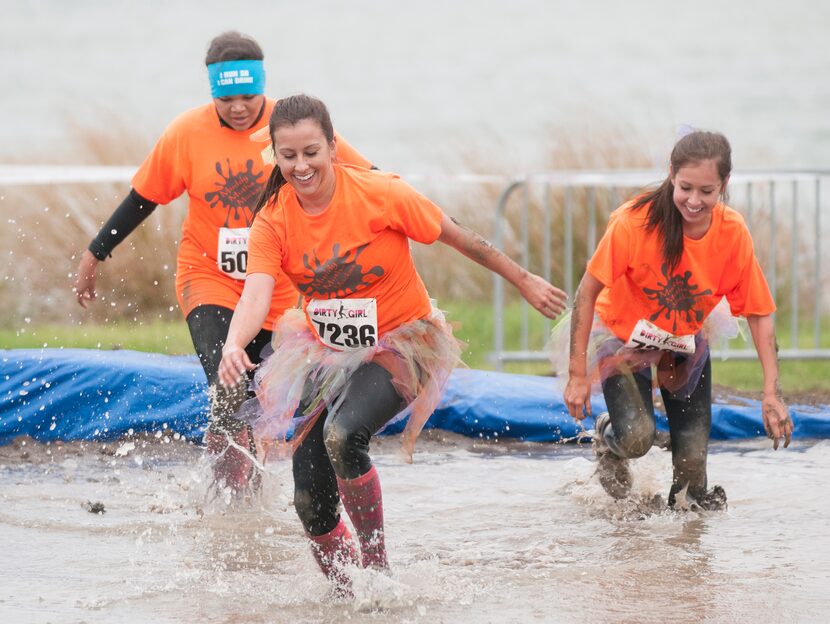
[548,298,745,400]
[241,306,463,463]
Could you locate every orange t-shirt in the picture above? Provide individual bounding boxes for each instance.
[588,201,775,341]
[131,99,372,329]
[247,164,444,338]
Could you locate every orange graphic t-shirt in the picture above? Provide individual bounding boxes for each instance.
[131,99,371,330]
[588,201,775,342]
[247,164,444,342]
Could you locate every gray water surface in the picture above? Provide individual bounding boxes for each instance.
[1,434,826,623]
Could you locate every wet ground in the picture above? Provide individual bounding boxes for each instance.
[1,432,828,623]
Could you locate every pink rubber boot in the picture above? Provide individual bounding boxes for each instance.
[308,518,359,594]
[204,427,260,495]
[337,466,388,569]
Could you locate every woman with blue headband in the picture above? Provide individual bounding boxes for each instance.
[72,31,373,499]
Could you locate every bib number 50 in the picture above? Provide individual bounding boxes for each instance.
[220,250,248,274]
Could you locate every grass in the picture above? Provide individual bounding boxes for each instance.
[1,320,193,354]
[4,302,829,396]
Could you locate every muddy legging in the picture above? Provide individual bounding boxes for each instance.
[601,356,712,506]
[293,362,406,536]
[186,304,272,436]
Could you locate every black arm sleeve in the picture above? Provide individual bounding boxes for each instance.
[87,189,158,260]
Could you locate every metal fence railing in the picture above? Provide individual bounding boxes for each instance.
[490,169,830,370]
[2,165,827,368]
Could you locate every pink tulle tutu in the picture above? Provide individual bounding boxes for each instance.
[242,306,462,462]
[548,297,745,399]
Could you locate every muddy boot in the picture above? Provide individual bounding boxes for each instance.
[672,484,727,511]
[337,466,389,570]
[205,425,261,497]
[669,483,727,511]
[697,485,727,510]
[593,412,632,499]
[308,519,360,597]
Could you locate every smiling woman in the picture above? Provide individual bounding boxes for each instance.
[272,118,338,214]
[556,129,793,509]
[671,159,726,239]
[217,94,568,596]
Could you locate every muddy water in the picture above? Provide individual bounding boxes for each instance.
[1,433,827,623]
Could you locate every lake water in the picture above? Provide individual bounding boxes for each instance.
[1,0,827,173]
[1,433,827,623]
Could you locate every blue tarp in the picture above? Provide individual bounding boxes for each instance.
[2,348,829,445]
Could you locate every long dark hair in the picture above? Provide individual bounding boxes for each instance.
[630,130,732,271]
[252,94,335,219]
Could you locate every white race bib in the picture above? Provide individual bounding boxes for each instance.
[624,319,696,354]
[307,298,378,351]
[217,227,249,280]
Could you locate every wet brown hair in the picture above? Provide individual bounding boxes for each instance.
[204,31,264,65]
[253,94,335,218]
[630,130,732,271]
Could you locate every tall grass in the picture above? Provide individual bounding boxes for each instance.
[1,120,183,329]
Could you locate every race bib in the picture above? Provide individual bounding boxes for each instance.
[307,298,378,351]
[217,227,249,279]
[624,319,696,354]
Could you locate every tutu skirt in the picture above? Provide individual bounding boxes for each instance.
[548,297,745,400]
[241,306,462,462]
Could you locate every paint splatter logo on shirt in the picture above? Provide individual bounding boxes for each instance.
[298,243,384,297]
[204,159,265,227]
[643,263,712,332]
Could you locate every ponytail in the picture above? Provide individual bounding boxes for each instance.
[630,179,685,272]
[252,161,286,220]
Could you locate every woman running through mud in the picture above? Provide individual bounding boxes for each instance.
[558,130,792,508]
[216,94,568,594]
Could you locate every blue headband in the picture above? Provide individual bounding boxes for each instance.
[207,60,266,98]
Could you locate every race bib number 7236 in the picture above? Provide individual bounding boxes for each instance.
[307,298,378,351]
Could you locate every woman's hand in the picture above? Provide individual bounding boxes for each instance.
[747,314,792,450]
[218,343,256,388]
[216,273,277,387]
[73,250,100,308]
[564,374,592,421]
[762,393,792,450]
[517,272,568,319]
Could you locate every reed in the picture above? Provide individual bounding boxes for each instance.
[1,120,183,328]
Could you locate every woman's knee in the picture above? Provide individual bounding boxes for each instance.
[323,418,369,473]
[611,414,656,458]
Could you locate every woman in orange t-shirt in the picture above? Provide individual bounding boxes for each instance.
[560,130,792,508]
[72,32,372,498]
[217,94,568,593]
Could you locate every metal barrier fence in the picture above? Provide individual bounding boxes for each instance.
[491,169,830,370]
[2,165,828,367]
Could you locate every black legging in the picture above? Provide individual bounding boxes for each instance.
[602,356,712,506]
[293,362,405,536]
[186,304,272,435]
